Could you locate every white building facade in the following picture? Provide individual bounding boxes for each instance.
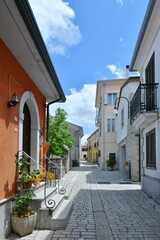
[130,0,160,201]
[116,77,140,181]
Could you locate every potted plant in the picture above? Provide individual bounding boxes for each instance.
[106,157,116,171]
[40,171,55,181]
[29,169,41,187]
[124,160,129,170]
[11,153,39,236]
[16,154,41,189]
[11,190,37,236]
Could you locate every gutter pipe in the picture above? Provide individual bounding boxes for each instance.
[45,97,62,171]
[46,98,61,142]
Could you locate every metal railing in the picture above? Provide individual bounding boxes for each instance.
[44,155,66,195]
[16,150,66,210]
[130,83,159,124]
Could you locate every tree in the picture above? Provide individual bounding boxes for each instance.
[49,108,75,157]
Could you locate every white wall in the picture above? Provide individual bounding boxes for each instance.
[132,1,160,185]
[117,82,139,144]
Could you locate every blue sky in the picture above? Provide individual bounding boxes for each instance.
[29,0,149,144]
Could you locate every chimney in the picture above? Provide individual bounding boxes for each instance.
[126,65,129,78]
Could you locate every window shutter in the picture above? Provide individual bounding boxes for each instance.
[104,93,108,105]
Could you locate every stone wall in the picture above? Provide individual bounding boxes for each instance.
[118,123,140,182]
[49,156,70,179]
[0,199,12,239]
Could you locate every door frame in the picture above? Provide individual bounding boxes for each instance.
[19,91,40,171]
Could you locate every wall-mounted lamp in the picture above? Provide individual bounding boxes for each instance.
[114,96,130,119]
[7,93,19,108]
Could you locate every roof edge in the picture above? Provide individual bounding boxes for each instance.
[130,0,156,70]
[14,0,66,102]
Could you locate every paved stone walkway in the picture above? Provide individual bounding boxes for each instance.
[7,162,160,240]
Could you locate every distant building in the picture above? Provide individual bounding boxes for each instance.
[81,145,88,160]
[68,122,83,167]
[95,79,125,170]
[87,129,99,163]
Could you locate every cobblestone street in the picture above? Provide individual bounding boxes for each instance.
[52,162,160,240]
[7,162,160,240]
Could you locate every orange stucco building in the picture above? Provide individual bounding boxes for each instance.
[0,1,65,238]
[0,39,46,199]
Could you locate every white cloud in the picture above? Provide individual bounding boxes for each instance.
[93,71,107,80]
[118,37,123,43]
[29,0,82,55]
[117,37,126,47]
[116,0,123,6]
[50,84,97,140]
[107,64,125,78]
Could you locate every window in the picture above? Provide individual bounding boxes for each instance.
[146,53,155,85]
[145,53,155,110]
[121,108,124,128]
[82,147,88,151]
[146,128,156,168]
[108,93,117,104]
[107,119,115,132]
[109,153,116,160]
[112,119,115,132]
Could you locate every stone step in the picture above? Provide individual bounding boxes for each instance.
[6,230,53,240]
[33,182,45,195]
[40,194,64,211]
[33,180,59,195]
[51,199,73,230]
[36,195,73,230]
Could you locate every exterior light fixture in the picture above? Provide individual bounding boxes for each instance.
[114,96,130,119]
[113,108,118,115]
[7,93,19,108]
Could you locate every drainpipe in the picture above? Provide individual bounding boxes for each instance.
[138,128,141,182]
[46,97,61,170]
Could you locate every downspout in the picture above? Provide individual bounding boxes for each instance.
[46,97,61,170]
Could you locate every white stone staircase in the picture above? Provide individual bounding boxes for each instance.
[31,182,73,230]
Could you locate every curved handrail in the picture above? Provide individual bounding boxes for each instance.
[16,150,56,209]
[43,154,66,195]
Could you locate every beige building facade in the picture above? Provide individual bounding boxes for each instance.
[95,79,125,170]
[87,129,99,163]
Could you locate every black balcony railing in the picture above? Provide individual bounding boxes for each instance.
[130,83,159,124]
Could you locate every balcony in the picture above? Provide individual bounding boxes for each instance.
[130,83,159,127]
[95,115,101,127]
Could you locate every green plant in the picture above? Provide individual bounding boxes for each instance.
[106,158,116,168]
[12,190,35,217]
[16,154,30,183]
[49,108,75,157]
[40,171,55,181]
[16,154,40,186]
[124,160,129,166]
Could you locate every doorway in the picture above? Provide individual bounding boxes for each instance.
[23,103,31,156]
[19,91,40,171]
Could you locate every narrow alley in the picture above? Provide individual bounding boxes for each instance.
[8,162,160,240]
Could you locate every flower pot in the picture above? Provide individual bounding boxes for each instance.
[125,165,129,170]
[23,181,33,189]
[11,212,37,236]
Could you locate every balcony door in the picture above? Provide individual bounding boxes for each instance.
[145,53,155,110]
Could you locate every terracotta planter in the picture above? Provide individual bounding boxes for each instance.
[43,142,50,154]
[23,181,33,189]
[11,212,37,236]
